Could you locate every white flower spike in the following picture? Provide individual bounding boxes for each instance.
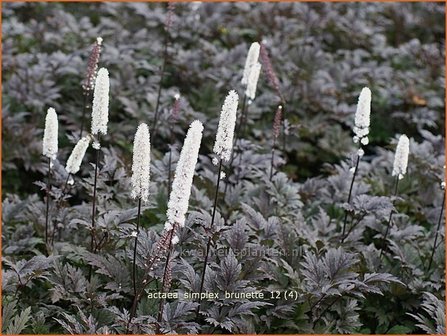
[91,67,110,136]
[66,136,91,174]
[392,134,410,180]
[245,62,262,100]
[131,123,151,202]
[42,107,58,160]
[353,87,371,144]
[165,120,203,232]
[213,90,239,164]
[241,42,260,86]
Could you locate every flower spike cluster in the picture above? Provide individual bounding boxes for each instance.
[66,136,91,174]
[213,90,239,164]
[165,120,204,233]
[392,134,410,179]
[353,87,371,145]
[91,67,110,136]
[42,107,58,160]
[131,123,151,202]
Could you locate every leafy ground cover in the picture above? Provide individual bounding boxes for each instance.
[2,2,445,334]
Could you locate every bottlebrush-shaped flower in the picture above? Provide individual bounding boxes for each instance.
[91,67,110,136]
[246,62,262,100]
[241,42,260,86]
[213,90,239,164]
[165,120,203,231]
[392,134,410,179]
[353,87,371,145]
[131,123,151,202]
[42,107,58,160]
[82,37,102,92]
[66,136,91,174]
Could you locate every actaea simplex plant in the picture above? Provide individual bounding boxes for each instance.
[38,20,444,334]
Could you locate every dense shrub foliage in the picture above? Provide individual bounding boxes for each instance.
[2,2,445,334]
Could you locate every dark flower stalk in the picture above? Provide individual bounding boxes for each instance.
[132,199,142,298]
[45,157,52,248]
[270,105,283,181]
[259,43,283,102]
[90,134,101,256]
[379,176,399,258]
[196,159,223,319]
[340,154,360,243]
[156,230,175,331]
[427,187,446,273]
[126,227,175,334]
[152,2,176,140]
[259,42,287,150]
[80,37,102,139]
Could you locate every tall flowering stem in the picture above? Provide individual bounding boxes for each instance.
[380,134,409,258]
[132,199,142,298]
[270,105,283,181]
[196,159,223,320]
[90,134,101,257]
[341,88,371,243]
[45,158,52,248]
[42,107,58,248]
[152,2,176,140]
[130,123,151,298]
[156,230,175,330]
[90,67,109,257]
[427,187,446,273]
[197,92,238,318]
[379,176,399,259]
[340,155,360,243]
[128,121,203,332]
[80,37,102,138]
